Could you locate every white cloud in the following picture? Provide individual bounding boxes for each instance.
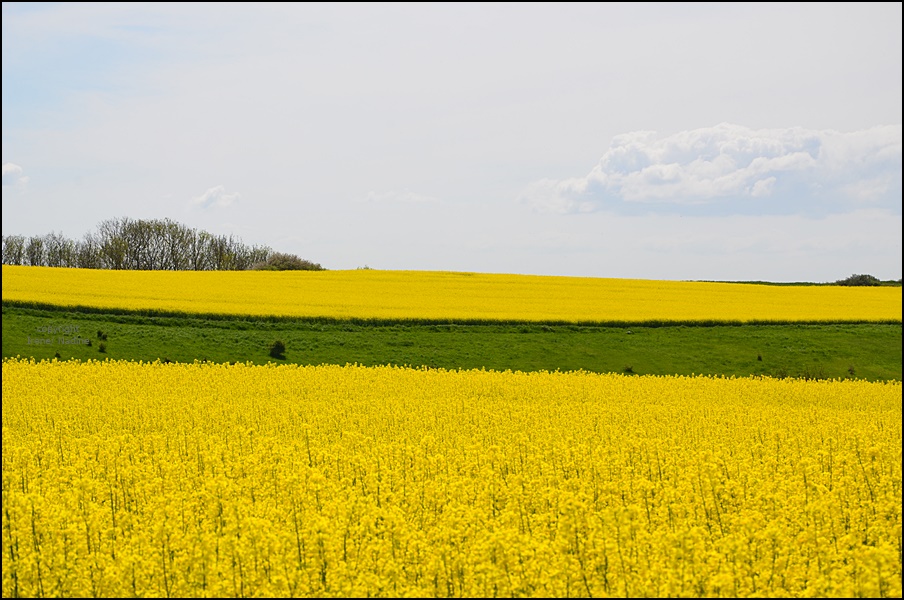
[522,124,902,215]
[1,162,29,189]
[191,185,239,209]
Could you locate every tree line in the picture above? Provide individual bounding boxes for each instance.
[1,217,324,271]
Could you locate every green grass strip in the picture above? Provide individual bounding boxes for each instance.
[4,304,900,382]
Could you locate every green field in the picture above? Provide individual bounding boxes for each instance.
[3,304,901,381]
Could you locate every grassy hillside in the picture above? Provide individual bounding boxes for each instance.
[3,305,900,381]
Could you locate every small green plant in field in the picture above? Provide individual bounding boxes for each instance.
[799,366,827,381]
[774,365,827,380]
[269,340,286,359]
[98,342,107,353]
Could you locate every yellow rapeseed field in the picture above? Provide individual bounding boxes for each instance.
[3,358,901,598]
[2,265,901,322]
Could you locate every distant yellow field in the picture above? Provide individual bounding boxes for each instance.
[2,265,901,322]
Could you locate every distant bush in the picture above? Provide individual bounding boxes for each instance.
[253,252,324,271]
[269,340,286,359]
[834,274,881,286]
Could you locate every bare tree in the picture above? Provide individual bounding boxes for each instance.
[25,236,46,266]
[97,217,130,269]
[75,233,104,269]
[44,231,76,267]
[2,235,26,265]
[161,219,191,270]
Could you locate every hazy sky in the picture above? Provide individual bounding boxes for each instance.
[3,2,901,281]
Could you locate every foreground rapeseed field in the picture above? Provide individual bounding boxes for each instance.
[3,358,901,598]
[2,265,901,322]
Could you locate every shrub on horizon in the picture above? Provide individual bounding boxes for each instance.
[834,274,881,286]
[252,252,324,271]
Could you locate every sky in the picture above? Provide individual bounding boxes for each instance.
[2,2,901,282]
